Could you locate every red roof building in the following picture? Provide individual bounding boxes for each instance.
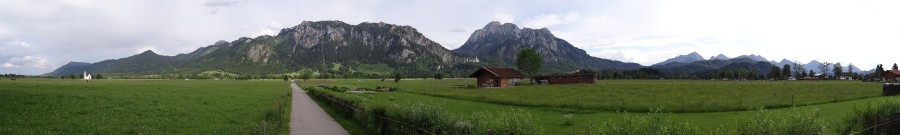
[468,67,526,87]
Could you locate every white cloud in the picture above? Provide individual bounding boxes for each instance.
[1,62,18,68]
[204,0,247,15]
[204,0,245,8]
[492,11,515,23]
[253,21,284,37]
[5,56,54,69]
[522,12,579,28]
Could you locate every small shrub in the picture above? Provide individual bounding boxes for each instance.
[579,109,694,135]
[728,107,827,135]
[472,109,543,135]
[563,113,574,126]
[514,81,532,86]
[389,87,400,91]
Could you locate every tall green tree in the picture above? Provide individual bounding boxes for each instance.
[768,66,782,80]
[801,70,808,78]
[393,72,402,83]
[832,62,843,79]
[516,48,542,81]
[848,63,855,79]
[818,61,832,79]
[433,73,444,80]
[809,70,816,78]
[298,69,312,81]
[876,64,885,79]
[894,63,899,70]
[792,61,805,79]
[782,64,791,79]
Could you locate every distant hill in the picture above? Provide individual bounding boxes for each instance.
[44,62,91,76]
[652,52,705,66]
[733,54,768,62]
[770,59,793,67]
[651,57,768,75]
[452,21,642,73]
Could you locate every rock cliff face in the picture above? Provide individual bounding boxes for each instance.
[277,21,474,66]
[453,21,641,72]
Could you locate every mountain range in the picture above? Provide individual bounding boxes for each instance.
[46,21,640,76]
[652,52,705,66]
[650,52,870,76]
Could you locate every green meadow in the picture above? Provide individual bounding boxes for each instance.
[299,78,894,134]
[1,78,892,134]
[0,79,290,134]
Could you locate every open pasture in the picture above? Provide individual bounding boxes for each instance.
[303,79,882,112]
[0,79,290,134]
[300,79,894,134]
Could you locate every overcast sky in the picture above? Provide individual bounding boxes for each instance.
[1,0,899,75]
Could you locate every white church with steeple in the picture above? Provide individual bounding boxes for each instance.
[83,71,92,81]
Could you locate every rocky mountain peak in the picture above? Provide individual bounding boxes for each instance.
[213,40,230,46]
[139,50,158,55]
[653,51,706,66]
[482,21,520,32]
[710,54,729,60]
[453,21,642,71]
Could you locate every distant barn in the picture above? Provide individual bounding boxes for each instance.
[533,74,596,85]
[468,67,525,87]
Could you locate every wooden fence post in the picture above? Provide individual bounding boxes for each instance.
[486,129,493,135]
[261,121,267,135]
[874,116,880,135]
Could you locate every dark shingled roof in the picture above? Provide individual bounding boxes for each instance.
[469,67,526,78]
[887,70,900,75]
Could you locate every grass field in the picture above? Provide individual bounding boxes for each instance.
[0,79,290,134]
[1,78,889,134]
[306,79,882,112]
[298,78,893,134]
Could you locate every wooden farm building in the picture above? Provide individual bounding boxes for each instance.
[468,67,526,87]
[532,74,596,85]
[884,70,900,83]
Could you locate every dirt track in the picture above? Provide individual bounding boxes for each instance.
[290,82,349,135]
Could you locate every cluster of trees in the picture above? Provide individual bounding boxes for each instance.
[596,68,664,80]
[1,74,26,78]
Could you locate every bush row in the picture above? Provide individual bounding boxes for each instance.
[256,88,291,134]
[316,85,399,92]
[838,98,900,134]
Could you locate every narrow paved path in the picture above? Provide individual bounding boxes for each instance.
[290,82,349,135]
